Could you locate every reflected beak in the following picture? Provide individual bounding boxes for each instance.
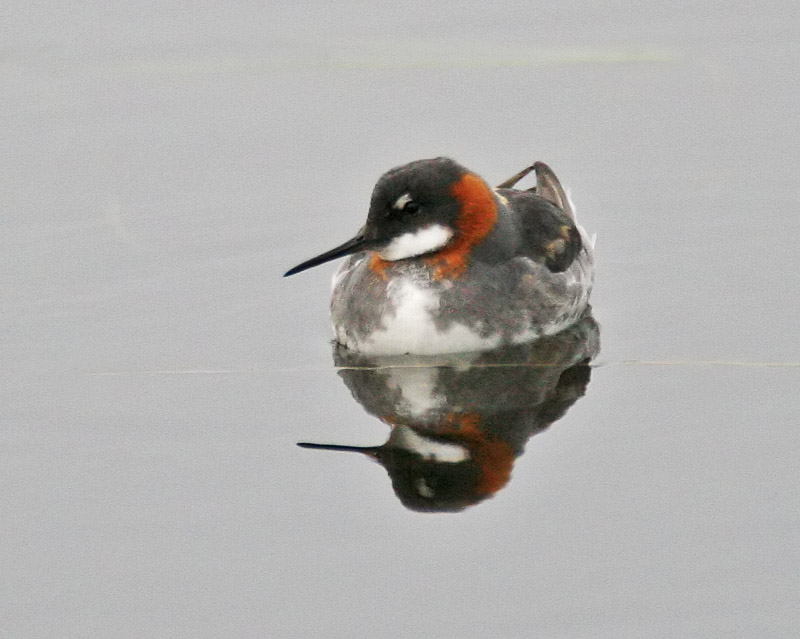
[297,442,381,458]
[284,234,377,277]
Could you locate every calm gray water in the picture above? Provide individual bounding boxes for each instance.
[2,2,799,637]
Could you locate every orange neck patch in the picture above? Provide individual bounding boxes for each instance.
[368,253,391,279]
[425,173,498,279]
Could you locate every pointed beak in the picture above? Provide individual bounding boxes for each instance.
[297,442,381,458]
[284,234,377,277]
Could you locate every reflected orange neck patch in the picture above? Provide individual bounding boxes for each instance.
[443,412,514,496]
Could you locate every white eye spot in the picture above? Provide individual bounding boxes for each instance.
[393,193,413,210]
[379,224,453,261]
[415,478,435,498]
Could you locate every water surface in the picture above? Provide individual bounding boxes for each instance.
[2,2,799,637]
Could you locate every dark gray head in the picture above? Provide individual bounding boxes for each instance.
[297,424,499,513]
[361,157,466,245]
[284,157,498,276]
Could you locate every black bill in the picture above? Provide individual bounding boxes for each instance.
[284,234,376,277]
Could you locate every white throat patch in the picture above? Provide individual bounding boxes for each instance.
[392,426,470,463]
[379,224,453,261]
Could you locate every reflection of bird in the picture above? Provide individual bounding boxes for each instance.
[298,312,600,512]
[285,159,594,355]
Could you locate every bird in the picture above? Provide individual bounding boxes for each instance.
[284,157,594,355]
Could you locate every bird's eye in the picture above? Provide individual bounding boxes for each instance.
[402,200,421,214]
[390,193,421,217]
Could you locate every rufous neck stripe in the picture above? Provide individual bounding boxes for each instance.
[424,173,498,279]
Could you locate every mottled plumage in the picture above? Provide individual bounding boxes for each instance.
[285,158,594,355]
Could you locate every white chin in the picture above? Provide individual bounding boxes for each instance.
[378,224,453,261]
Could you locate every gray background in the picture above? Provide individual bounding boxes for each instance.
[2,2,798,637]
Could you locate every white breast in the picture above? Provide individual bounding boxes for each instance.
[337,278,502,355]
